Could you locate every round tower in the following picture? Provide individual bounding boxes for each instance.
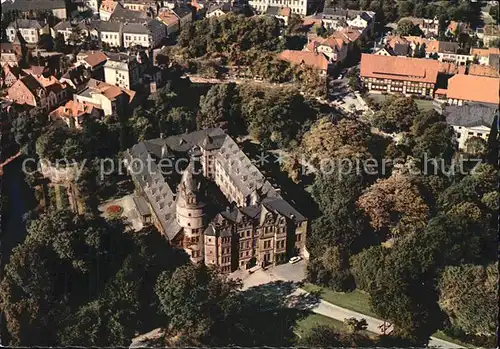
[176,160,206,263]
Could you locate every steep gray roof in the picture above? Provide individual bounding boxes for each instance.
[123,22,151,35]
[98,21,122,32]
[8,19,44,29]
[110,5,149,23]
[322,7,348,18]
[445,103,498,128]
[2,0,65,11]
[266,6,281,16]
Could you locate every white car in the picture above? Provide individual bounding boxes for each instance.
[289,256,302,264]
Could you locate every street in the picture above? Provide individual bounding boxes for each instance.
[231,261,463,348]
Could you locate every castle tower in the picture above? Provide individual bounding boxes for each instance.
[176,158,206,264]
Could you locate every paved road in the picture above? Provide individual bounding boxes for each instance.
[234,261,463,348]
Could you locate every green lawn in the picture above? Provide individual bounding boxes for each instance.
[294,313,345,338]
[366,93,436,112]
[304,283,478,347]
[303,283,377,318]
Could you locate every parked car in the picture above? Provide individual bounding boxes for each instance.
[289,256,302,264]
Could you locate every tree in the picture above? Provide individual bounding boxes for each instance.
[398,1,415,17]
[37,33,54,51]
[369,243,445,345]
[357,173,429,239]
[155,264,243,344]
[54,32,66,52]
[0,211,187,346]
[464,136,487,156]
[344,317,368,333]
[397,18,416,36]
[286,14,304,34]
[301,117,372,165]
[197,83,242,134]
[438,263,498,337]
[350,245,386,292]
[372,95,419,133]
[299,326,343,347]
[10,110,44,155]
[489,5,499,21]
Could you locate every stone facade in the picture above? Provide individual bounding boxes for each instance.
[124,129,308,273]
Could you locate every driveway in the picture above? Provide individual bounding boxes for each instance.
[234,261,463,348]
[99,194,144,231]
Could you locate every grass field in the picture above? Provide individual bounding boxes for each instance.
[294,313,346,338]
[304,284,477,347]
[367,93,436,112]
[303,283,377,318]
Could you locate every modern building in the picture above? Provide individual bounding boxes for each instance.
[444,103,498,150]
[360,54,440,97]
[123,128,308,272]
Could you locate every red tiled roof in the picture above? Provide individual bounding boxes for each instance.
[468,64,500,78]
[278,50,330,71]
[446,74,500,105]
[84,51,109,68]
[50,100,95,119]
[471,47,500,58]
[360,54,440,84]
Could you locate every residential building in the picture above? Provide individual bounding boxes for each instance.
[109,2,151,22]
[157,9,181,35]
[360,54,440,97]
[171,5,194,28]
[1,64,27,88]
[206,2,231,18]
[304,34,348,64]
[0,43,24,65]
[7,74,69,112]
[85,0,100,13]
[405,17,440,37]
[52,21,100,44]
[478,25,500,47]
[98,21,123,47]
[1,0,67,19]
[446,20,471,37]
[249,0,311,16]
[123,0,157,12]
[60,65,92,92]
[123,128,308,272]
[317,7,375,32]
[445,75,500,106]
[278,50,331,74]
[6,20,48,44]
[265,6,291,25]
[100,0,119,20]
[425,41,473,65]
[444,103,498,149]
[103,52,148,89]
[468,64,500,78]
[74,79,136,116]
[49,100,100,129]
[471,47,500,65]
[123,20,166,49]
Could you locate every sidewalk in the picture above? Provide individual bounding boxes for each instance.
[292,287,464,348]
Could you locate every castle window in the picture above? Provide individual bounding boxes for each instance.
[188,223,191,226]
[297,234,302,242]
[188,213,191,217]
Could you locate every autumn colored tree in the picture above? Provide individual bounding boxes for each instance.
[357,173,429,239]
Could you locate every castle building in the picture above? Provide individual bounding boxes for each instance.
[123,128,308,272]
